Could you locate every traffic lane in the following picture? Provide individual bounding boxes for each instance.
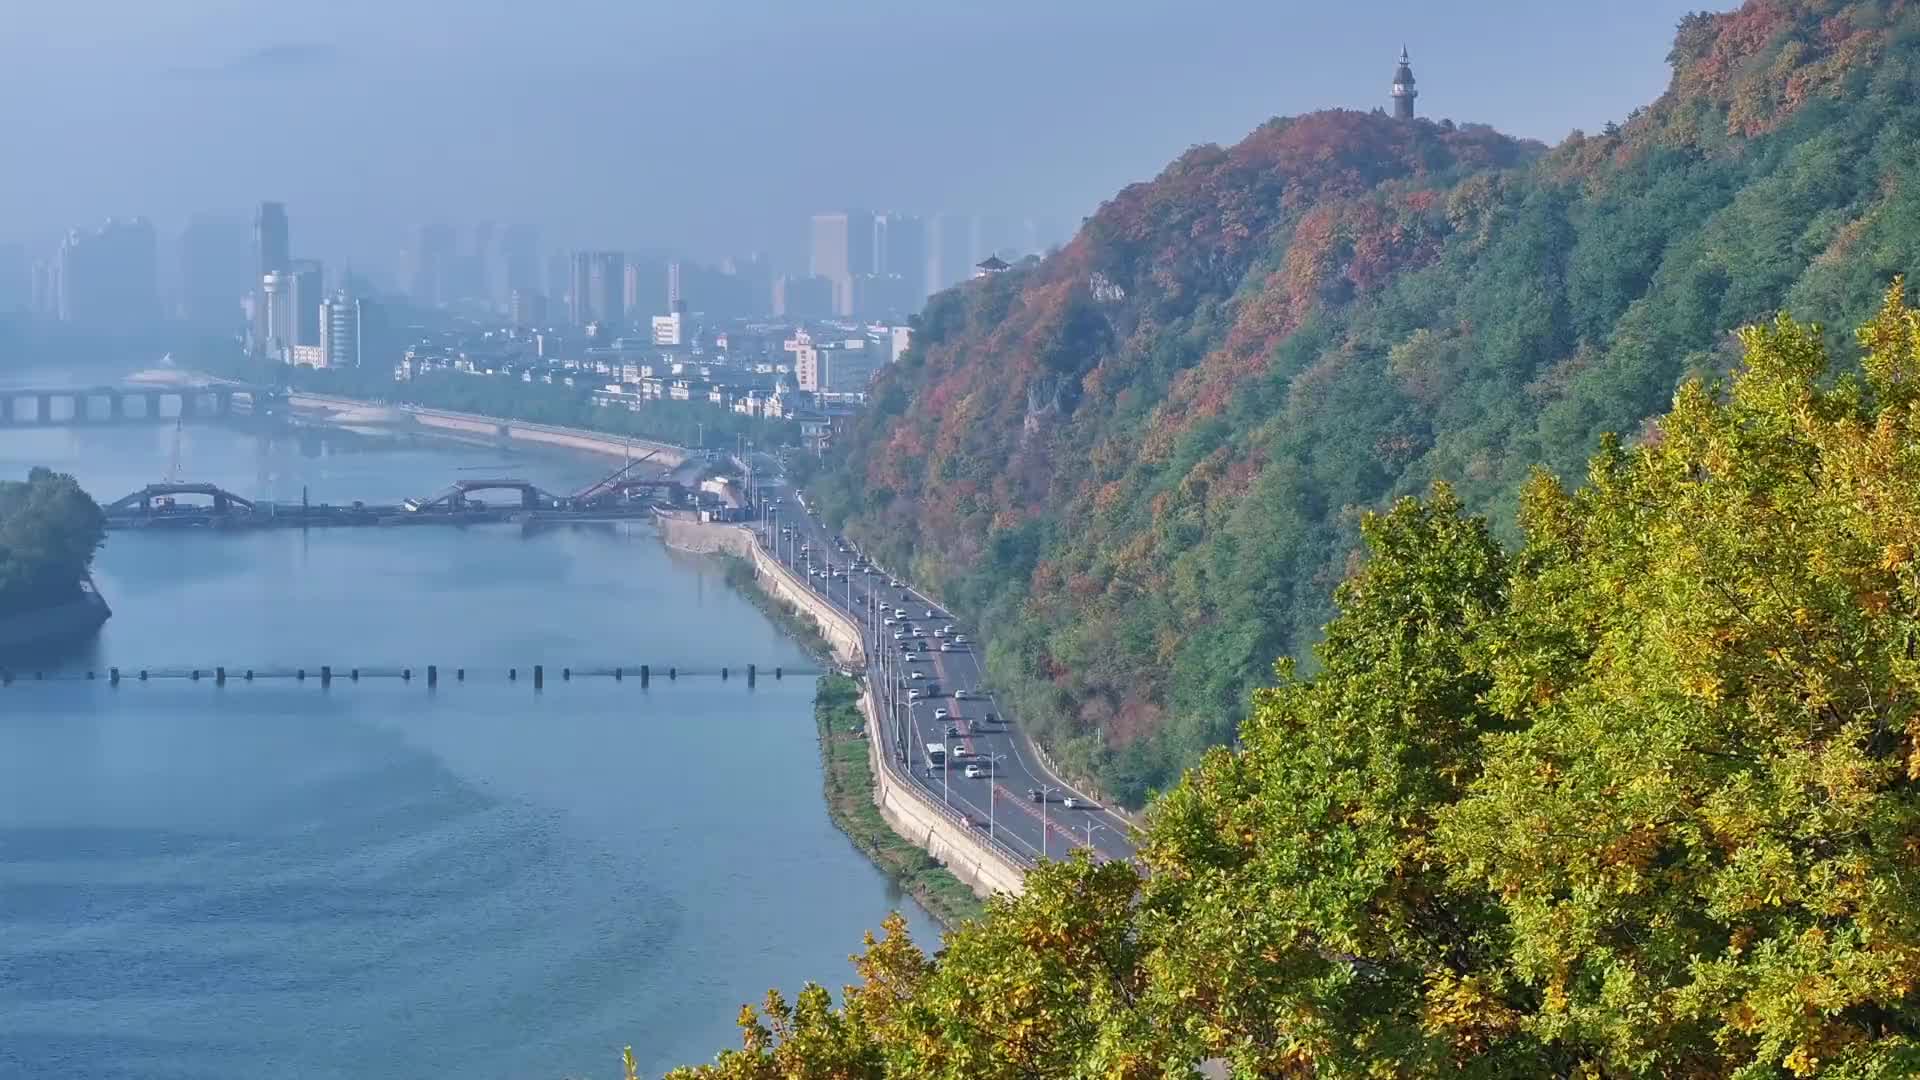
[927,642,1137,857]
[933,639,1137,851]
[842,542,1134,845]
[778,515,1078,857]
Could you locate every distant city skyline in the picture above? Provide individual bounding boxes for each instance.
[0,2,1701,267]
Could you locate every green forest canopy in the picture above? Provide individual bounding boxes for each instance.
[663,289,1920,1079]
[802,0,1920,806]
[0,467,106,612]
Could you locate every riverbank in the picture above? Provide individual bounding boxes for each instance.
[718,555,836,665]
[0,576,111,652]
[813,675,984,927]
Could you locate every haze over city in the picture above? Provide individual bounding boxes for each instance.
[3,0,1696,273]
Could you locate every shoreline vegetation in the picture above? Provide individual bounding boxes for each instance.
[812,675,984,927]
[715,554,983,927]
[0,467,107,623]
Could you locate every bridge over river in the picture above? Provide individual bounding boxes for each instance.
[0,381,283,425]
[103,461,709,531]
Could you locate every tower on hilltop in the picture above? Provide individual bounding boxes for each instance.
[1391,46,1418,120]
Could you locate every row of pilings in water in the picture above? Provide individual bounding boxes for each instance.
[0,663,822,688]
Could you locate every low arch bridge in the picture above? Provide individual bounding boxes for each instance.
[404,478,559,512]
[105,483,257,519]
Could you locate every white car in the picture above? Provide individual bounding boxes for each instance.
[912,627,926,638]
[909,671,926,680]
[964,764,984,779]
[933,707,949,721]
[905,653,925,664]
[939,642,953,652]
[883,617,896,627]
[953,634,968,644]
[953,689,969,700]
[889,579,902,587]
[907,689,922,701]
[1063,797,1080,810]
[925,609,937,619]
[893,630,905,640]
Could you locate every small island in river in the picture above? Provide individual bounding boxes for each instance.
[0,467,110,649]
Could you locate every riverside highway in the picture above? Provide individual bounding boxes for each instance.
[754,475,1137,866]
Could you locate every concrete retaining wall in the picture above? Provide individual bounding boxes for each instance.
[657,516,1028,899]
[859,684,1028,898]
[745,540,866,669]
[655,514,755,558]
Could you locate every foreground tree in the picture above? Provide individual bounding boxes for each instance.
[664,285,1920,1077]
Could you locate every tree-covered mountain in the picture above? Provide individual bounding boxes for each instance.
[803,0,1920,804]
[673,292,1920,1078]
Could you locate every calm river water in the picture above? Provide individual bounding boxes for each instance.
[0,419,936,1079]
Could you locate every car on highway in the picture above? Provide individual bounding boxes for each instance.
[945,724,961,738]
[932,707,949,720]
[905,653,925,663]
[912,627,926,638]
[908,671,926,680]
[934,626,948,638]
[925,609,938,619]
[1063,797,1081,810]
[907,688,922,701]
[954,634,969,644]
[889,579,902,587]
[953,689,970,700]
[939,642,953,652]
[893,607,907,618]
[883,617,896,626]
[964,764,985,779]
[893,631,906,641]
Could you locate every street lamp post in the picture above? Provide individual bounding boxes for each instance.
[1039,785,1059,859]
[981,754,1008,841]
[1082,818,1108,855]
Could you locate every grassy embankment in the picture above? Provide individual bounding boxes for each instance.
[716,555,984,926]
[813,674,984,927]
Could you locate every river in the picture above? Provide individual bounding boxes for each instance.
[0,419,937,1079]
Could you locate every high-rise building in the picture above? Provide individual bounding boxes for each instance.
[569,250,625,327]
[666,260,682,313]
[319,291,368,369]
[1391,47,1418,120]
[57,218,159,328]
[406,223,457,306]
[723,253,774,317]
[874,213,928,312]
[773,275,835,320]
[622,261,642,314]
[874,213,928,307]
[288,259,324,347]
[510,289,548,328]
[254,202,290,276]
[179,219,250,328]
[501,224,541,297]
[928,213,974,295]
[259,270,292,357]
[810,210,874,316]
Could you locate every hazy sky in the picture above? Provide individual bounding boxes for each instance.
[1,0,1704,270]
